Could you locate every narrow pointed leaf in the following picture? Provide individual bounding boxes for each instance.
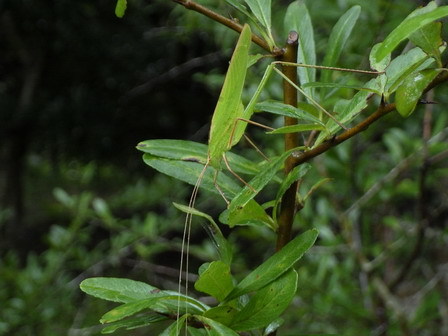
[228,149,298,212]
[142,154,240,198]
[267,124,325,134]
[285,1,316,98]
[243,0,272,36]
[256,100,324,125]
[322,6,361,83]
[173,203,233,265]
[274,163,311,215]
[100,295,204,323]
[194,315,240,336]
[101,315,167,334]
[372,6,448,62]
[230,269,298,331]
[160,315,188,336]
[226,229,318,300]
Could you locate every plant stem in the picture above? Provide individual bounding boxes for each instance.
[276,31,299,251]
[172,0,281,55]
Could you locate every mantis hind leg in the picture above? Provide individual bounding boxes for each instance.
[213,168,230,205]
[222,153,256,193]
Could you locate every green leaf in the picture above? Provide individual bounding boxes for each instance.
[267,124,326,134]
[160,315,188,336]
[194,261,234,302]
[220,199,276,230]
[243,0,272,39]
[194,315,240,336]
[226,229,318,300]
[263,318,284,335]
[80,277,159,303]
[137,140,260,176]
[101,315,168,334]
[384,47,433,97]
[372,5,448,62]
[230,269,298,331]
[142,154,240,199]
[273,163,311,218]
[256,100,324,125]
[100,295,204,323]
[322,6,361,83]
[228,149,299,212]
[369,43,391,72]
[395,69,439,117]
[115,0,127,18]
[203,305,239,326]
[173,203,233,265]
[314,76,384,146]
[285,1,316,98]
[208,24,251,168]
[410,22,443,65]
[302,81,381,95]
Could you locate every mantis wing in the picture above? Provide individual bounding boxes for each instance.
[208,24,251,168]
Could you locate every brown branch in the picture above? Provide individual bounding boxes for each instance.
[276,31,299,251]
[172,0,282,55]
[289,70,448,169]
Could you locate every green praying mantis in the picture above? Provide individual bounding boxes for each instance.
[139,23,384,326]
[135,4,448,332]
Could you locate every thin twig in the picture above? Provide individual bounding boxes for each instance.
[172,0,280,54]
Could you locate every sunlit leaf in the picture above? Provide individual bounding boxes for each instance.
[373,5,448,62]
[395,69,439,117]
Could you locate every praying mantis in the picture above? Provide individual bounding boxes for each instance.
[137,23,384,331]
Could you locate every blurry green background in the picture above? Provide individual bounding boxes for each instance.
[1,0,447,335]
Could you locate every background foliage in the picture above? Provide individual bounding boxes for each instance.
[1,0,447,335]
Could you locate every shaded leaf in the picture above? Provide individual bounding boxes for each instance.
[115,0,127,18]
[137,139,260,176]
[203,305,239,326]
[101,315,167,334]
[226,229,318,300]
[194,261,234,301]
[322,6,361,82]
[220,199,276,230]
[256,100,324,125]
[267,124,325,134]
[228,149,297,212]
[230,269,298,331]
[142,154,240,199]
[194,315,240,335]
[173,203,233,265]
[285,1,316,98]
